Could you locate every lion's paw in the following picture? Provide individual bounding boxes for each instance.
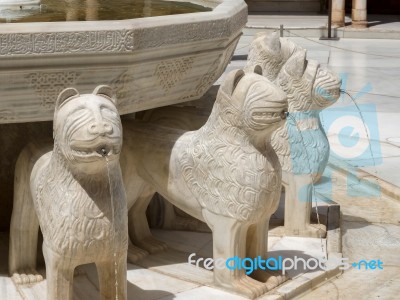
[137,237,168,254]
[252,269,287,290]
[12,269,43,285]
[228,275,268,299]
[127,244,149,263]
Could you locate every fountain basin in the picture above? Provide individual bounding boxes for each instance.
[0,0,247,123]
[0,0,40,11]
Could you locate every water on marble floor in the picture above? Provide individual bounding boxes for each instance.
[0,0,211,23]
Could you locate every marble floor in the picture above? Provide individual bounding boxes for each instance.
[296,165,400,299]
[246,14,400,31]
[227,33,400,299]
[0,228,330,300]
[233,35,400,188]
[245,13,400,40]
[2,167,397,299]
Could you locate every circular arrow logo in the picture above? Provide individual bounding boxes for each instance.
[328,115,371,159]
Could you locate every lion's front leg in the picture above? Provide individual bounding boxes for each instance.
[127,239,149,263]
[246,218,287,289]
[9,146,44,284]
[202,209,268,299]
[42,244,74,300]
[9,211,42,284]
[284,173,325,238]
[123,161,167,259]
[128,189,167,255]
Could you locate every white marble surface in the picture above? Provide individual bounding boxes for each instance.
[296,159,400,299]
[158,286,247,300]
[268,237,327,278]
[0,229,329,299]
[232,34,400,189]
[120,35,400,298]
[0,0,247,124]
[221,34,400,298]
[2,26,400,300]
[246,14,352,29]
[245,14,400,32]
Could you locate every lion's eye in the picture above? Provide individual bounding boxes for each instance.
[101,107,118,117]
[319,69,327,76]
[68,108,91,121]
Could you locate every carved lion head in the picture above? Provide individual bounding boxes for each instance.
[247,33,341,112]
[53,85,122,172]
[246,32,299,81]
[275,49,341,111]
[218,69,288,138]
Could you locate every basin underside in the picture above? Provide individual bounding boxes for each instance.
[0,0,247,124]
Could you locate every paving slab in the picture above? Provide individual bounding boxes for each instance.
[295,161,400,299]
[246,13,400,39]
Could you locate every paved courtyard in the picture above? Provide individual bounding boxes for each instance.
[233,23,400,299]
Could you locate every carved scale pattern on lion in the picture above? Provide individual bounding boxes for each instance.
[246,32,342,237]
[9,86,128,300]
[179,90,281,221]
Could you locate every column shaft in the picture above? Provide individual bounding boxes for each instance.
[352,0,367,28]
[332,0,345,27]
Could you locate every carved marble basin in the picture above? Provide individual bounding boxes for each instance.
[0,0,40,11]
[0,0,247,123]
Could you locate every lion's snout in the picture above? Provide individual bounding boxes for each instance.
[66,113,122,161]
[88,120,114,136]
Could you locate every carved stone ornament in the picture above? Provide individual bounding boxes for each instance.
[121,69,288,298]
[0,30,135,56]
[246,32,342,237]
[9,86,128,300]
[0,0,247,58]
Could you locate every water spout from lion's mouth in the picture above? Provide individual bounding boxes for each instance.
[281,110,289,120]
[98,147,108,157]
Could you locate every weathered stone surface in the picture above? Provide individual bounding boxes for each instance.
[0,0,247,124]
[246,32,341,238]
[9,86,128,300]
[122,69,288,298]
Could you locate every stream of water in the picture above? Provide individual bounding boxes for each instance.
[339,89,379,175]
[104,154,119,300]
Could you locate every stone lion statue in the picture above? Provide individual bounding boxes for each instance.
[122,69,288,298]
[246,32,342,237]
[9,86,128,300]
